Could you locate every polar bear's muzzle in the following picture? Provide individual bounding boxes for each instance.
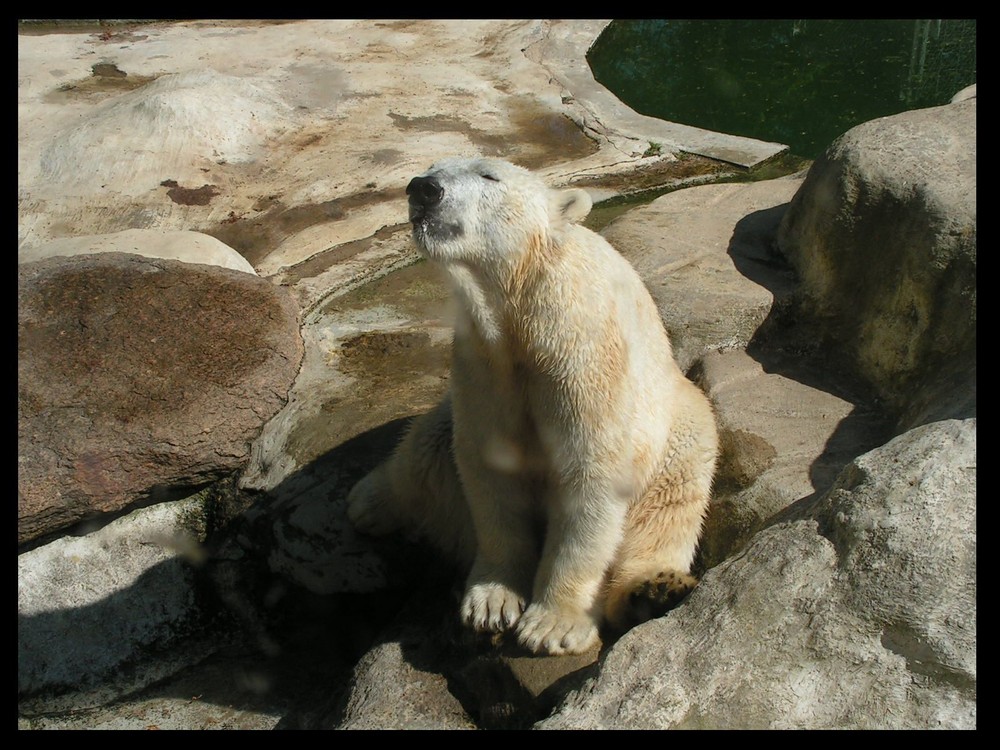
[406,174,463,246]
[406,175,443,223]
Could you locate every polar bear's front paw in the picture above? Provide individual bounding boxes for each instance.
[345,468,401,537]
[460,582,526,633]
[515,602,599,656]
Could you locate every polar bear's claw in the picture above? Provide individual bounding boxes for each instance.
[460,582,526,633]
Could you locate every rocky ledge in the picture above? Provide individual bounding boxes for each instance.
[18,21,974,729]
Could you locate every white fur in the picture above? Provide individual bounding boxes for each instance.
[348,158,718,655]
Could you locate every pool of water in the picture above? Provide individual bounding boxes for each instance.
[588,19,976,159]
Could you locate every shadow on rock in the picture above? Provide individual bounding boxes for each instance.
[246,415,601,729]
[690,203,895,570]
[731,201,892,483]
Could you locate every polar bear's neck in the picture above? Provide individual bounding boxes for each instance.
[445,262,506,344]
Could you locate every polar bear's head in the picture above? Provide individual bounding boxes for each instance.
[405,157,592,268]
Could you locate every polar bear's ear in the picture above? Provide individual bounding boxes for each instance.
[551,188,593,225]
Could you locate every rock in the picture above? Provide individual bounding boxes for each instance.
[336,641,476,730]
[326,569,600,730]
[36,69,295,199]
[601,175,803,373]
[694,348,888,568]
[18,20,783,269]
[18,252,303,546]
[16,20,975,731]
[776,98,976,431]
[951,83,976,102]
[18,493,215,698]
[19,229,257,274]
[813,421,976,689]
[540,419,976,730]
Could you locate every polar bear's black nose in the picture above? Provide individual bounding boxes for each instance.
[406,176,443,218]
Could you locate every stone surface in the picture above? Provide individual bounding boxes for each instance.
[16,20,975,731]
[18,20,784,283]
[238,260,455,595]
[695,348,888,568]
[540,419,976,730]
[18,494,212,697]
[602,175,803,373]
[336,640,476,730]
[35,69,294,199]
[777,98,976,431]
[18,252,303,545]
[19,229,257,274]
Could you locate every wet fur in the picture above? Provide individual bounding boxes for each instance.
[348,158,718,654]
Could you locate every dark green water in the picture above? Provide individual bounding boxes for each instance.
[588,19,976,159]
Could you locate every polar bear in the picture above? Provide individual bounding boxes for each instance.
[347,157,718,655]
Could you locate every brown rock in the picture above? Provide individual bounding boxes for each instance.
[18,252,303,546]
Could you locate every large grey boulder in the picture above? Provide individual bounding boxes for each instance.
[18,252,303,546]
[540,419,976,729]
[776,98,976,431]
